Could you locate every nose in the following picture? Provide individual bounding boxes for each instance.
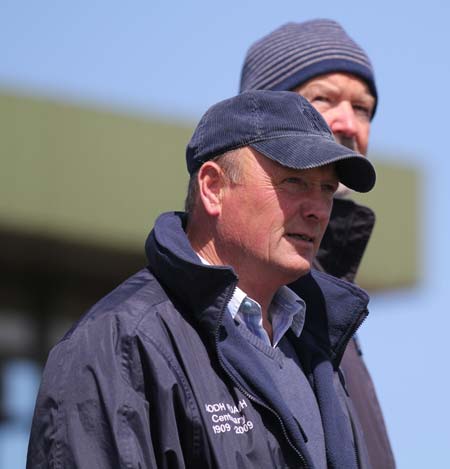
[299,189,332,224]
[326,101,358,140]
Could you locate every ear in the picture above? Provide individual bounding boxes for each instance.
[197,161,225,217]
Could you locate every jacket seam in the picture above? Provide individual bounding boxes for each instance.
[138,326,203,462]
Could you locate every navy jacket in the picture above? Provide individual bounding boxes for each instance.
[309,198,395,469]
[27,211,372,468]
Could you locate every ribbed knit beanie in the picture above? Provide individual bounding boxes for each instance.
[239,19,377,117]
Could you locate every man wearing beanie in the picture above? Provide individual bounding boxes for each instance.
[240,19,395,469]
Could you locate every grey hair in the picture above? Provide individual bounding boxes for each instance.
[184,149,244,214]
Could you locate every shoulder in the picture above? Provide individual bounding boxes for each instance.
[65,268,167,338]
[28,269,194,468]
[61,267,171,346]
[41,268,177,393]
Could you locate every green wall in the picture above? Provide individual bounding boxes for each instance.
[1,91,419,291]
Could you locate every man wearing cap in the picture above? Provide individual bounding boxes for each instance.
[240,20,395,469]
[27,91,376,468]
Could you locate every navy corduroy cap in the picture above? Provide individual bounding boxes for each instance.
[240,19,378,117]
[186,90,375,193]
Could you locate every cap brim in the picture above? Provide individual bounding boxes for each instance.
[250,135,376,193]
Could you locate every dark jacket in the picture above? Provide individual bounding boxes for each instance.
[304,198,395,469]
[27,211,373,469]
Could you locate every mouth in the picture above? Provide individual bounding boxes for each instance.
[286,233,314,243]
[335,134,357,151]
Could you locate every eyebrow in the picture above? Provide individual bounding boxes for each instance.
[301,81,339,94]
[302,81,375,104]
[357,93,376,105]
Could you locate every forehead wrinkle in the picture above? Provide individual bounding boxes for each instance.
[301,80,340,95]
[299,73,374,101]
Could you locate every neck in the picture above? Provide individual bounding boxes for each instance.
[187,211,280,328]
[191,240,277,322]
[237,278,276,319]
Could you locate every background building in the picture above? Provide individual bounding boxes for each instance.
[1,1,449,467]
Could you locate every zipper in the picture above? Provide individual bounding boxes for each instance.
[352,307,369,338]
[334,307,369,367]
[214,283,309,469]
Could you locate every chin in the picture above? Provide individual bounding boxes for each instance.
[278,258,312,283]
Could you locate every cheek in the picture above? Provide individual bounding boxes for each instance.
[313,108,333,127]
[357,125,370,152]
[250,202,289,249]
[254,191,288,221]
[317,203,333,235]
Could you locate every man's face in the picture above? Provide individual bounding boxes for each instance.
[217,148,338,288]
[294,72,375,156]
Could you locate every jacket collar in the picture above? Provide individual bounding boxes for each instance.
[145,211,237,323]
[315,198,375,282]
[146,211,369,362]
[289,269,369,366]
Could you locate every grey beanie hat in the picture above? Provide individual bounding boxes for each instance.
[239,19,378,117]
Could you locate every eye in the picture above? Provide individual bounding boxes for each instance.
[310,94,330,105]
[321,182,339,194]
[281,177,308,193]
[353,103,373,120]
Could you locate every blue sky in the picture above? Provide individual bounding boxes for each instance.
[2,1,450,467]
